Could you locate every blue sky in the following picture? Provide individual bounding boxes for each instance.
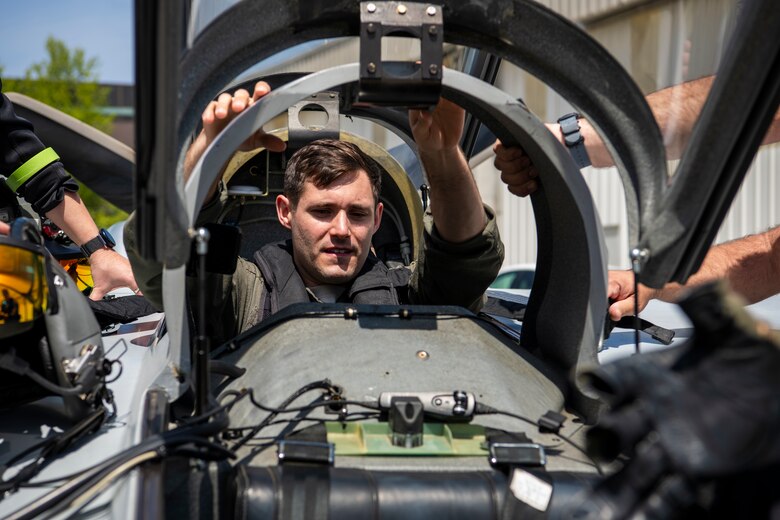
[0,1,134,84]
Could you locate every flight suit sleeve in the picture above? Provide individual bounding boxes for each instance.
[124,181,231,309]
[409,204,504,312]
[124,182,266,345]
[0,81,79,214]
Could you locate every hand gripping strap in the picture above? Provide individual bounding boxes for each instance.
[7,147,60,192]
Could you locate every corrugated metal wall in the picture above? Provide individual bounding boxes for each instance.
[716,146,780,244]
[536,0,654,22]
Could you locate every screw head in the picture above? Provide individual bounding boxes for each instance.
[397,4,407,15]
[416,350,430,360]
[367,3,376,13]
[367,22,376,34]
[428,64,439,75]
[428,25,438,36]
[367,62,377,74]
[427,5,437,16]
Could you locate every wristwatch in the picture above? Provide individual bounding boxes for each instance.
[80,228,116,258]
[557,112,592,168]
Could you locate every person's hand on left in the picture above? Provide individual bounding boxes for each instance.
[0,221,9,235]
[200,81,286,153]
[87,249,141,301]
[185,81,287,201]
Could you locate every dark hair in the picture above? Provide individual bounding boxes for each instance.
[283,139,382,206]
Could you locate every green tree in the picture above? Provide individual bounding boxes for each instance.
[4,37,126,228]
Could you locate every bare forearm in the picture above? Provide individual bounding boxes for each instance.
[184,131,207,183]
[657,226,780,304]
[46,191,140,299]
[44,191,99,246]
[421,147,487,243]
[646,75,714,161]
[575,76,714,167]
[184,130,221,204]
[763,104,780,147]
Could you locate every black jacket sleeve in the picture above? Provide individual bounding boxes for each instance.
[0,78,78,214]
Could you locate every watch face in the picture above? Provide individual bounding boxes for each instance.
[99,228,116,248]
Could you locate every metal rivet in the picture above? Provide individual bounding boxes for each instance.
[329,92,336,98]
[397,4,407,15]
[367,3,376,13]
[428,64,438,75]
[367,62,377,74]
[367,22,376,34]
[416,350,430,360]
[53,275,64,287]
[427,6,437,16]
[428,25,438,36]
[345,307,357,319]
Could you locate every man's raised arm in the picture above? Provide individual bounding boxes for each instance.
[409,99,487,242]
[406,99,503,312]
[183,81,286,203]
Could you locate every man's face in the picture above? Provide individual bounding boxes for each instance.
[276,169,383,287]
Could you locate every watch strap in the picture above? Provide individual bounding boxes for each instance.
[80,229,114,258]
[557,112,591,168]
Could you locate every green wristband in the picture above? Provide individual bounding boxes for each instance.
[6,147,61,192]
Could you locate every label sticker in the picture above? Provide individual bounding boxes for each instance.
[509,468,553,512]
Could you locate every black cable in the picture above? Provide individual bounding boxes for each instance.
[194,228,211,417]
[0,351,86,396]
[224,411,381,438]
[233,394,379,455]
[218,389,246,402]
[19,440,233,489]
[5,423,234,520]
[6,408,233,519]
[230,380,345,451]
[0,407,106,494]
[381,203,412,265]
[43,437,235,520]
[104,359,123,384]
[179,388,249,426]
[231,381,377,464]
[633,269,641,354]
[236,409,386,463]
[248,394,379,415]
[475,404,603,475]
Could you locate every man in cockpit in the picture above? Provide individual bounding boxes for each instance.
[126,82,503,344]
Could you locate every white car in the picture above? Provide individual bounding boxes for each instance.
[490,263,536,289]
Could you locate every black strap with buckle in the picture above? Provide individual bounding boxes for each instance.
[557,112,591,168]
